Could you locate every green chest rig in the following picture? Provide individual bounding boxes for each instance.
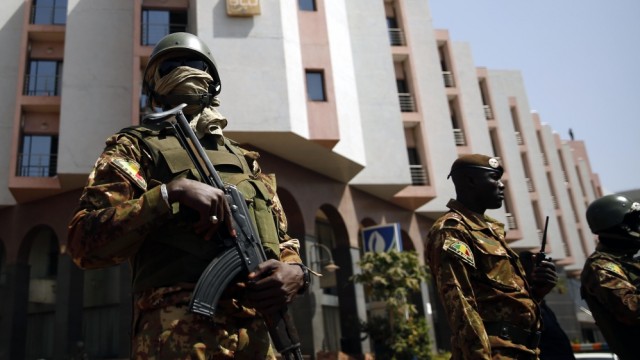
[120,123,281,292]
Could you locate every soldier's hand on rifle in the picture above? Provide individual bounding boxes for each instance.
[166,178,235,240]
[246,259,304,314]
[531,256,558,302]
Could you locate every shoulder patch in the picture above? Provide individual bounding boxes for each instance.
[443,237,476,268]
[602,262,626,277]
[110,157,147,190]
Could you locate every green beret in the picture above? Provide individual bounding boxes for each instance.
[447,154,503,179]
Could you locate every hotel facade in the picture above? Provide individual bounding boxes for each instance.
[0,0,604,359]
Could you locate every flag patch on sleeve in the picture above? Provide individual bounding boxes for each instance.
[443,238,475,268]
[603,262,625,277]
[110,157,147,190]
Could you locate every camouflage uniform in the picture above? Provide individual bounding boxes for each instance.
[67,124,302,359]
[426,199,540,360]
[580,243,640,360]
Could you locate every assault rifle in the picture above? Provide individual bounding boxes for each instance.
[143,103,303,360]
[537,216,550,266]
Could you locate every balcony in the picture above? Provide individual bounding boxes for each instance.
[453,128,466,146]
[541,152,548,165]
[398,93,416,112]
[409,165,428,186]
[24,74,61,96]
[30,3,67,25]
[17,153,58,177]
[483,105,494,120]
[515,131,524,145]
[388,28,406,46]
[505,213,518,230]
[443,71,455,88]
[526,177,534,192]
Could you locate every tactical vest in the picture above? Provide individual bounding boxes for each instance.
[120,124,281,292]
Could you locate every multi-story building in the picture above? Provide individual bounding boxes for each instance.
[0,0,604,359]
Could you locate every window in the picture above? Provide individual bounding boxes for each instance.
[305,70,326,101]
[18,135,58,177]
[31,0,67,25]
[141,9,188,46]
[25,60,62,96]
[298,0,316,11]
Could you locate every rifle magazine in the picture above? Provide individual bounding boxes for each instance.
[189,248,244,317]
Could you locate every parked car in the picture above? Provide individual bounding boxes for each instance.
[574,353,619,360]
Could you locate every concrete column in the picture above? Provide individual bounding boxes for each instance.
[348,247,371,354]
[53,257,84,359]
[0,263,30,360]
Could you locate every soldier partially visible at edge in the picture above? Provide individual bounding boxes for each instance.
[66,32,310,359]
[581,194,640,360]
[425,154,559,360]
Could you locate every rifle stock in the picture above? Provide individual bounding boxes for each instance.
[143,104,303,360]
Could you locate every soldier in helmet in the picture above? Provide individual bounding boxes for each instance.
[425,154,558,359]
[581,194,640,360]
[67,32,310,359]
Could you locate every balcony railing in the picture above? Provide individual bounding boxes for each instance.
[541,152,548,165]
[526,177,534,192]
[398,93,416,112]
[443,71,455,88]
[483,105,494,120]
[17,153,57,177]
[30,4,67,25]
[141,22,187,46]
[505,213,517,230]
[24,74,61,96]
[409,165,428,186]
[515,131,524,145]
[388,28,406,46]
[453,128,466,146]
[551,195,559,209]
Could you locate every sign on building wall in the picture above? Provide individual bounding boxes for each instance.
[361,223,403,253]
[226,0,261,17]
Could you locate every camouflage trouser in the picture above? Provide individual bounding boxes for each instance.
[131,303,276,359]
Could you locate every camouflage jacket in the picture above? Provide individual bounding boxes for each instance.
[67,128,302,311]
[426,199,540,360]
[580,243,640,360]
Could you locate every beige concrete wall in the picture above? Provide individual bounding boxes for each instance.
[0,0,25,206]
[57,0,134,186]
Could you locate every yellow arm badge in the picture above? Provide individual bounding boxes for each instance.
[443,238,476,268]
[110,157,147,190]
[603,262,626,277]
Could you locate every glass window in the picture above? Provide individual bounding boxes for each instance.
[31,0,67,25]
[18,135,58,177]
[298,0,316,11]
[25,60,62,96]
[141,9,188,46]
[305,70,326,101]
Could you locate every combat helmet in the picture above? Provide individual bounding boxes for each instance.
[143,32,221,107]
[586,194,640,239]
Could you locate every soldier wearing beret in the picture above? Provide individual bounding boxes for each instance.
[425,154,558,359]
[67,33,309,359]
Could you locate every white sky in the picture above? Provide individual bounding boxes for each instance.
[428,0,640,193]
